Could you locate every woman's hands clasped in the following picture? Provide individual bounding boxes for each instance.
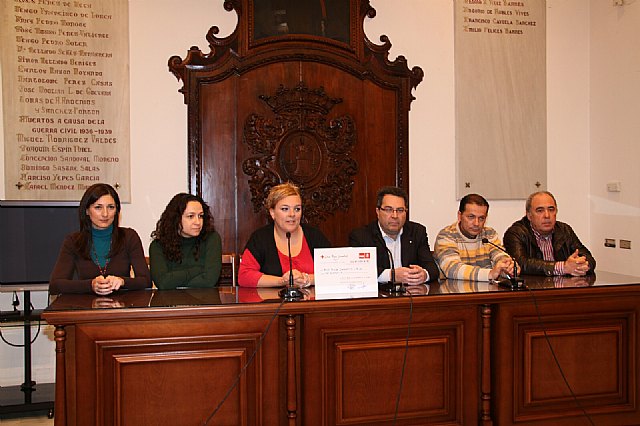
[281,269,313,288]
[91,275,125,295]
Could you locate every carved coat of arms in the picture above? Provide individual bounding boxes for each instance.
[242,82,358,224]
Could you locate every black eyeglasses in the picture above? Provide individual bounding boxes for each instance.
[378,206,407,214]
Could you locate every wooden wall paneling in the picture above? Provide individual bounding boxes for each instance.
[201,78,240,252]
[524,323,624,401]
[331,332,454,422]
[493,295,639,426]
[66,313,282,425]
[169,0,423,255]
[195,59,408,250]
[109,344,249,425]
[300,302,480,425]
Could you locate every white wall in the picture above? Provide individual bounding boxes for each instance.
[0,321,55,386]
[589,0,640,277]
[1,0,639,384]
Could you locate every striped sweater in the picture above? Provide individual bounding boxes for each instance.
[434,222,509,281]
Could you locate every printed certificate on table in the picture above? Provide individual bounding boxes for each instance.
[314,247,378,300]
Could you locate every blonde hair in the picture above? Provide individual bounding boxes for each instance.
[265,182,302,211]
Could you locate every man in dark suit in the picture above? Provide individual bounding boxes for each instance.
[349,186,439,285]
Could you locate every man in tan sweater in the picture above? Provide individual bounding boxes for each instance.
[434,194,515,281]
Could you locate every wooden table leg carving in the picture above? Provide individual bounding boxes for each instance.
[481,304,493,425]
[54,325,66,426]
[285,315,298,424]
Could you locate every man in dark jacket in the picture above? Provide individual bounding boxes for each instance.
[349,186,439,285]
[504,191,595,276]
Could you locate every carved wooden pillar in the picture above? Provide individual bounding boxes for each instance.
[480,304,493,425]
[53,325,66,426]
[284,314,298,424]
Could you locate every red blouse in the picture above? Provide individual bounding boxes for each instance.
[238,236,315,287]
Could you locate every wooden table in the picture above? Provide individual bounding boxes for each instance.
[43,271,640,425]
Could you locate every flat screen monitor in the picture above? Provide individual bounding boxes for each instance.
[0,205,78,285]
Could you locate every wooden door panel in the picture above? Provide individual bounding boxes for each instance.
[67,315,281,425]
[301,304,480,425]
[494,296,639,425]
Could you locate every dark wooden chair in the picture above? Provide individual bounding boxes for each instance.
[217,253,237,287]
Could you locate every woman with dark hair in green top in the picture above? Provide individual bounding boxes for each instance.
[149,193,222,289]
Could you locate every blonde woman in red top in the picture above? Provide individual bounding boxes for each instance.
[238,182,330,288]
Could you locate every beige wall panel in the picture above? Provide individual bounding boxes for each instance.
[1,0,130,202]
[454,0,546,200]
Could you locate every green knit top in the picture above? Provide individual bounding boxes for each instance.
[149,231,222,289]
